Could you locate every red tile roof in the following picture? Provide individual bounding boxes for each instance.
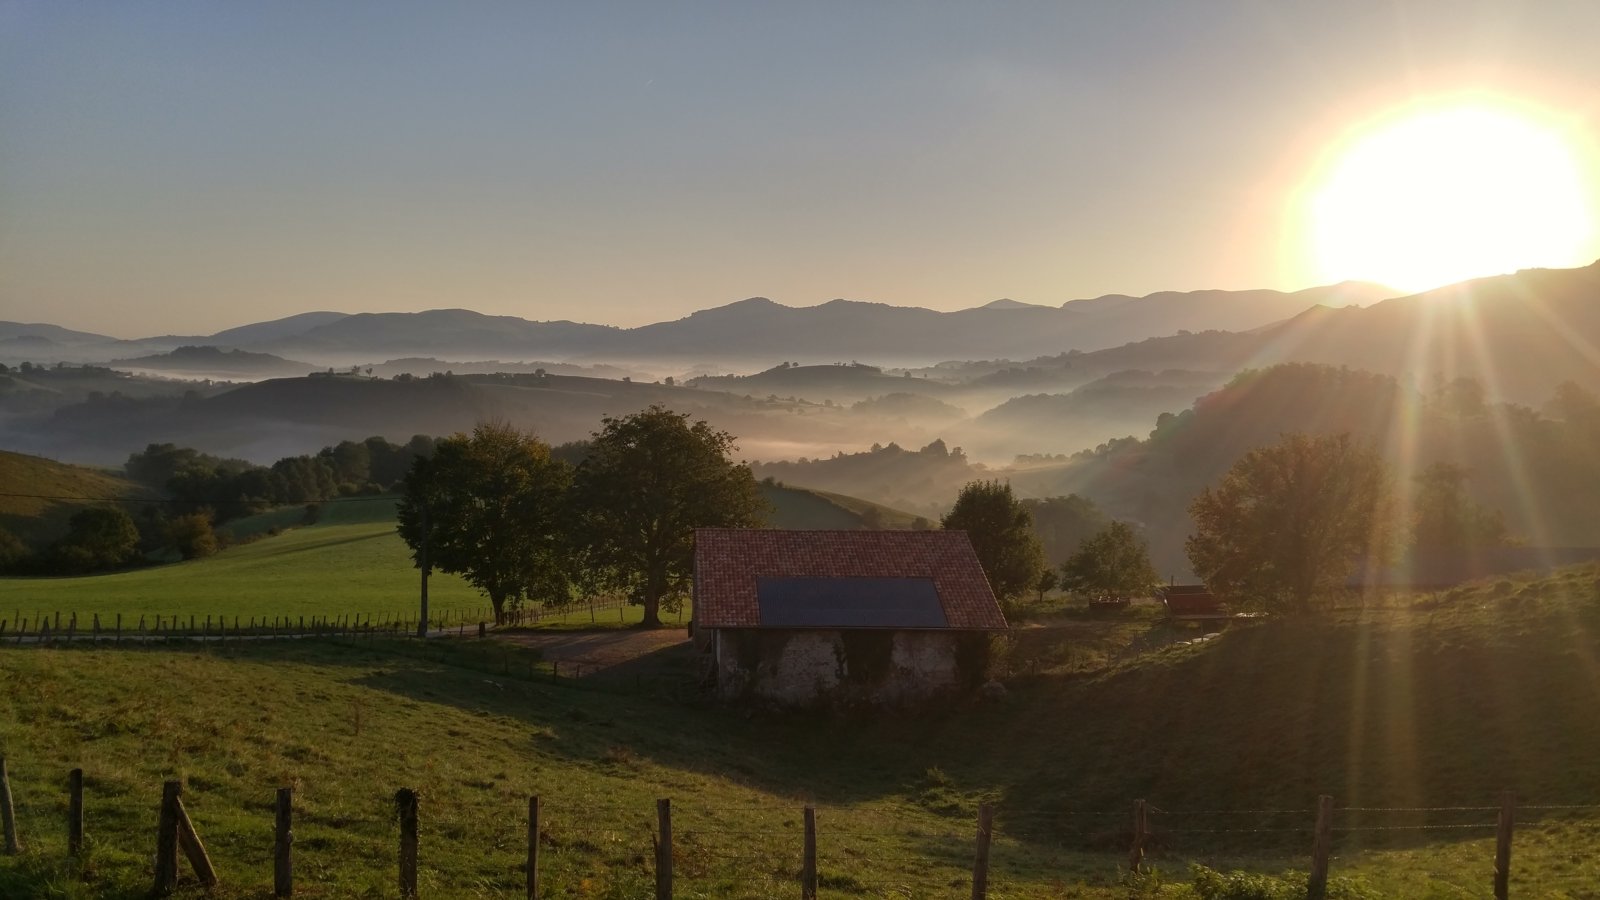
[693,529,1008,630]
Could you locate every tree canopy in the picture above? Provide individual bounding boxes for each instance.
[1058,521,1158,599]
[397,423,571,623]
[54,506,141,571]
[1411,461,1510,556]
[571,406,767,627]
[941,480,1045,605]
[1021,494,1109,567]
[1187,432,1392,613]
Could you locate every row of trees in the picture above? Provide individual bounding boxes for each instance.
[941,480,1158,609]
[1187,431,1513,613]
[125,435,442,520]
[396,407,766,626]
[945,429,1517,616]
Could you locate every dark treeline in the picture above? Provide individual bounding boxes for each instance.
[124,435,442,518]
[1012,363,1600,577]
[1,436,448,576]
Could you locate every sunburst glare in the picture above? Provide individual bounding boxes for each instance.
[1303,99,1598,294]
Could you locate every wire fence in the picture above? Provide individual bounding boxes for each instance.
[0,593,688,645]
[5,760,1600,898]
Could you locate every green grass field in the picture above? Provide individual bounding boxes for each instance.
[0,514,487,625]
[2,484,909,628]
[4,566,1600,897]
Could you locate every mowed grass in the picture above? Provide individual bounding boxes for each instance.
[0,509,492,624]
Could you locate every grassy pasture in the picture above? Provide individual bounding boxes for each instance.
[2,484,905,627]
[0,516,485,625]
[3,566,1600,896]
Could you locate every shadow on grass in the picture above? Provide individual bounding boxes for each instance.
[20,581,1600,861]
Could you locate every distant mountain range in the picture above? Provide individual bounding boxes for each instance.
[0,281,1395,370]
[1010,260,1600,404]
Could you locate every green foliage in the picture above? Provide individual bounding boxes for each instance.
[1411,461,1510,555]
[941,480,1045,604]
[123,436,438,526]
[1035,567,1059,602]
[1021,494,1109,566]
[0,525,29,570]
[165,510,219,560]
[397,422,572,622]
[1187,432,1391,612]
[1059,521,1158,599]
[572,405,767,626]
[1187,865,1379,900]
[52,506,140,572]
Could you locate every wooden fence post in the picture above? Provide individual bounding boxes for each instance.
[526,795,541,899]
[175,794,218,887]
[479,621,487,638]
[1495,790,1515,900]
[655,798,673,900]
[0,756,20,854]
[153,781,182,896]
[970,802,994,900]
[116,613,122,643]
[396,788,419,898]
[68,767,84,855]
[275,787,293,897]
[1308,794,1333,900]
[802,805,817,900]
[1127,799,1148,872]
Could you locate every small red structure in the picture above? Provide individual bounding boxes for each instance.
[1159,584,1227,621]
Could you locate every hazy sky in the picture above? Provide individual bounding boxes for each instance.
[3,1,1599,337]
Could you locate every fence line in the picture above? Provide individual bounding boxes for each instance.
[0,594,688,646]
[1,760,1594,898]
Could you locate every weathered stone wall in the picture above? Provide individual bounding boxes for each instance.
[713,629,966,705]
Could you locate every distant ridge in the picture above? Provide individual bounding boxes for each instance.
[3,281,1400,369]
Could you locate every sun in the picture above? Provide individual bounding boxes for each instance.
[1302,99,1598,294]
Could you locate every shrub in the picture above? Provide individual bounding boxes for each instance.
[1186,865,1380,900]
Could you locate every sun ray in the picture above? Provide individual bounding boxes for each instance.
[1299,97,1599,293]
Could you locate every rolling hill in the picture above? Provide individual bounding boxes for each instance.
[0,450,151,544]
[109,345,318,379]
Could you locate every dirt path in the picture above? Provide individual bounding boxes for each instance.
[497,628,691,675]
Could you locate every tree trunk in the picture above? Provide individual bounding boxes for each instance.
[490,592,505,626]
[641,570,664,628]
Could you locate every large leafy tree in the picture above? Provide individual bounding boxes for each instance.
[397,422,571,623]
[941,480,1045,605]
[1187,432,1392,613]
[54,506,141,571]
[1411,461,1510,555]
[571,406,766,627]
[1058,521,1158,599]
[1021,494,1109,566]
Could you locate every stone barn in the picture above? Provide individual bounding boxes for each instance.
[692,528,1008,705]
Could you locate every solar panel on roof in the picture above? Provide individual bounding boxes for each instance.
[756,576,948,628]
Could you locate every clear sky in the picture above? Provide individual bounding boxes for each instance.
[2,1,1598,337]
